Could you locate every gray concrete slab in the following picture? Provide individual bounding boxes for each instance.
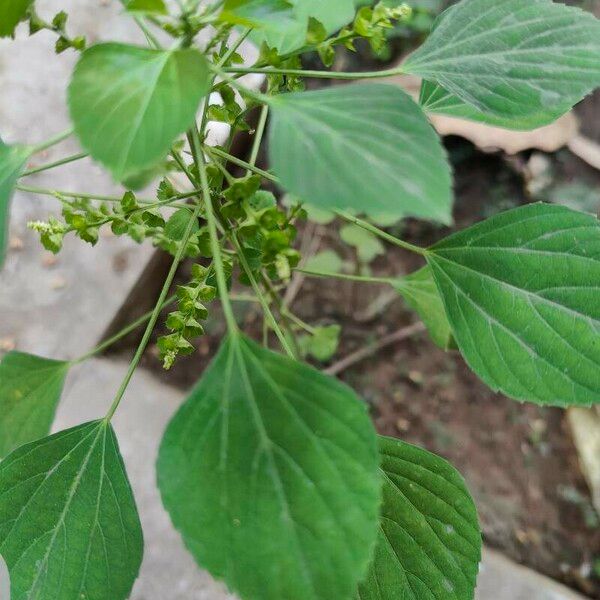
[477,549,588,600]
[0,0,154,359]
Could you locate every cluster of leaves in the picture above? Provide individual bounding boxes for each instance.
[1,1,600,600]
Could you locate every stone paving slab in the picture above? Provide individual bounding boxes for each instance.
[477,548,587,600]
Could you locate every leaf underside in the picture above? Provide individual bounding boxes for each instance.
[68,43,211,181]
[428,203,600,406]
[405,0,600,125]
[0,421,143,600]
[158,333,381,600]
[269,84,453,223]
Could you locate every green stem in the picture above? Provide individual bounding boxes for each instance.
[231,234,296,358]
[31,128,73,153]
[260,273,302,355]
[223,64,405,80]
[72,294,178,364]
[335,210,428,257]
[298,267,395,285]
[104,203,202,422]
[21,152,89,177]
[247,104,269,175]
[204,145,275,182]
[209,64,271,105]
[135,16,162,48]
[193,129,239,334]
[171,150,199,185]
[15,183,193,209]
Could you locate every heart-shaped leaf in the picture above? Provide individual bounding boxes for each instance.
[68,43,211,181]
[158,333,381,600]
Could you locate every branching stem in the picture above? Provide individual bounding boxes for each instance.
[104,203,202,422]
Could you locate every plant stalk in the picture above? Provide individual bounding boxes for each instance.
[104,203,202,422]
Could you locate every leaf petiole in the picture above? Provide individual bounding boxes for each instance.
[30,128,74,154]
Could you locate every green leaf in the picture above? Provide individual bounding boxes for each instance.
[292,0,355,33]
[0,421,143,600]
[221,0,296,28]
[419,79,573,131]
[358,436,481,600]
[394,266,454,350]
[304,249,344,273]
[0,140,31,268]
[164,208,199,241]
[0,352,69,458]
[158,333,381,600]
[0,0,32,37]
[404,0,600,125]
[269,84,452,223]
[126,0,168,14]
[223,0,356,54]
[427,203,600,406]
[68,43,211,181]
[300,324,342,361]
[340,224,385,263]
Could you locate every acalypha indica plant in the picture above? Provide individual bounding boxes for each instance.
[1,0,600,598]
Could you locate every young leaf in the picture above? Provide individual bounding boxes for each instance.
[269,84,452,223]
[403,0,600,125]
[68,43,211,181]
[340,224,385,263]
[394,266,454,350]
[158,333,381,600]
[427,203,600,406]
[0,351,69,458]
[0,0,32,37]
[0,140,31,267]
[221,0,355,54]
[221,0,297,32]
[358,436,481,600]
[419,80,573,131]
[0,421,143,600]
[304,249,344,273]
[299,324,342,362]
[164,208,199,241]
[126,0,168,15]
